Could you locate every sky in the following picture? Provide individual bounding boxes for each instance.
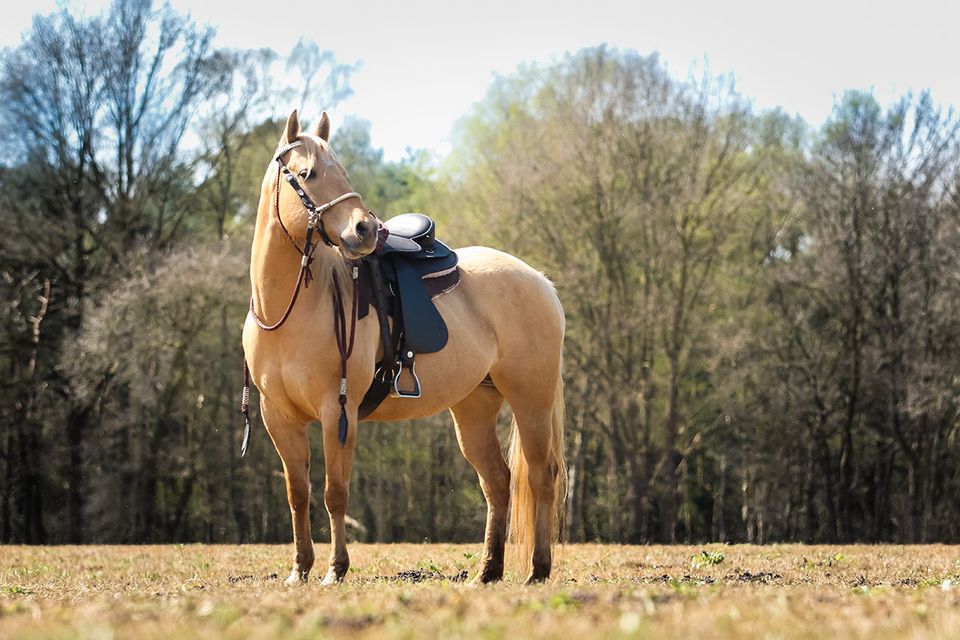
[2,0,959,160]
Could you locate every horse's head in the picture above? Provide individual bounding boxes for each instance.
[270,109,379,260]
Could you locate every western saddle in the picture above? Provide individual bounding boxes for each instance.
[357,213,460,417]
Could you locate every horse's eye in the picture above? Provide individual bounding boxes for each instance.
[298,168,312,180]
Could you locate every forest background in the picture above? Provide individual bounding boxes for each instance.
[3,0,960,546]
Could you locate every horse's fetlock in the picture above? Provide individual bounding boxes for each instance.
[295,550,315,570]
[331,558,349,579]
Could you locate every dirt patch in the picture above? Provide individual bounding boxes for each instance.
[643,574,716,585]
[319,614,381,630]
[387,568,470,583]
[728,571,782,584]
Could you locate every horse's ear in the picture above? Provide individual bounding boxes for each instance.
[314,112,330,141]
[283,109,300,144]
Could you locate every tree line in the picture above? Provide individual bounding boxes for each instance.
[1,1,958,545]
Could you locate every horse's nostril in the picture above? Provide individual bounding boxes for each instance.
[356,220,375,242]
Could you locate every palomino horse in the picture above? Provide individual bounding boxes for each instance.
[242,110,566,585]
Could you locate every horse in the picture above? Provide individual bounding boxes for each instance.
[241,109,566,585]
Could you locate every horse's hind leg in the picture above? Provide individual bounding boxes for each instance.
[509,402,561,583]
[261,400,314,585]
[492,354,564,584]
[450,385,509,583]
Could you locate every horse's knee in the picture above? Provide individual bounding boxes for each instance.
[324,481,348,515]
[290,480,309,503]
[285,475,311,512]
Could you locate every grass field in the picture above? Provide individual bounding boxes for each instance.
[2,543,959,639]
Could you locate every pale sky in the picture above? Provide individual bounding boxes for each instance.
[3,0,958,160]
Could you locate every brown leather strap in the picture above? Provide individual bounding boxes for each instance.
[248,261,311,331]
[332,266,360,446]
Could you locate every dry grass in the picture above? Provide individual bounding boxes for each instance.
[2,543,960,639]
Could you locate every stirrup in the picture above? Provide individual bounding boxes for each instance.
[391,356,422,399]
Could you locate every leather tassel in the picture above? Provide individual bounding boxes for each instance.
[338,407,348,448]
[241,358,252,457]
[241,415,252,458]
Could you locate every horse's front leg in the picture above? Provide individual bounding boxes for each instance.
[319,404,357,585]
[261,400,314,585]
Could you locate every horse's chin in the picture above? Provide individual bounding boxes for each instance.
[339,245,373,261]
[338,238,377,261]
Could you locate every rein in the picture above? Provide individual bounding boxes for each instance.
[242,140,364,453]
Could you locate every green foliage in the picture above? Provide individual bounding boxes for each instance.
[667,577,702,597]
[691,550,726,569]
[331,118,444,220]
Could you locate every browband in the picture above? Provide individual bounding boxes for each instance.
[275,140,304,159]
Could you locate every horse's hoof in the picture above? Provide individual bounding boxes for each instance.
[285,570,308,586]
[469,566,504,586]
[320,569,344,586]
[466,574,486,588]
[524,572,549,585]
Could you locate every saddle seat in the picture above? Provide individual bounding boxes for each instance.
[357,213,460,417]
[382,212,436,252]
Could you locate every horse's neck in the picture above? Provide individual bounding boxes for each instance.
[249,212,333,329]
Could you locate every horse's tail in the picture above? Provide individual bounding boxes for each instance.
[507,370,567,571]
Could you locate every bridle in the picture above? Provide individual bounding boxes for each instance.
[272,140,362,255]
[243,139,372,452]
[248,139,363,331]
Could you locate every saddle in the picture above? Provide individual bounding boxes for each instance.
[357,213,460,418]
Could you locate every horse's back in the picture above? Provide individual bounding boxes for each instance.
[451,245,564,349]
[455,244,559,300]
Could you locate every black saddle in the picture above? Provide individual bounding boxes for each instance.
[357,213,459,417]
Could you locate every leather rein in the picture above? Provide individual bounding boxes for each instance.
[242,140,366,452]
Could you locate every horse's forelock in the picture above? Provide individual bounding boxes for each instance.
[295,134,319,170]
[299,134,349,179]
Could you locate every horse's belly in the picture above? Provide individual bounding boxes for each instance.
[361,350,487,421]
